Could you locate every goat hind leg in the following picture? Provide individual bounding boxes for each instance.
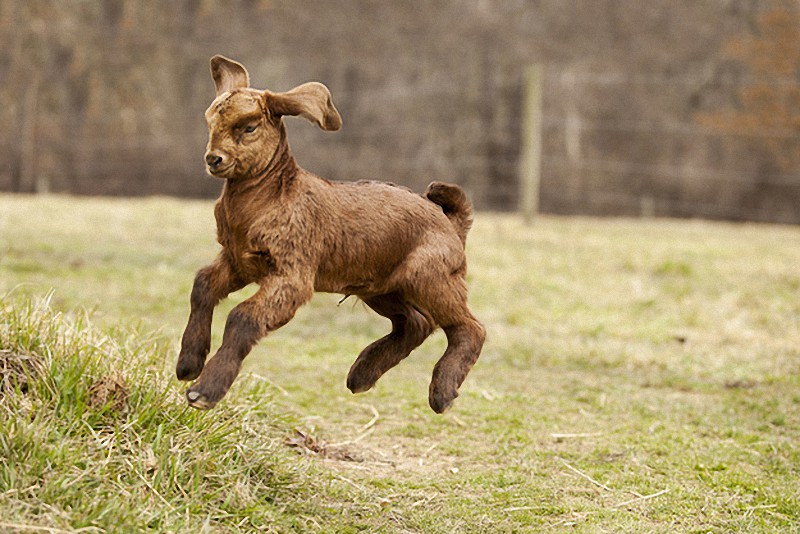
[428,315,485,413]
[406,262,485,413]
[347,293,435,394]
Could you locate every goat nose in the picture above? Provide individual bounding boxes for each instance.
[205,152,224,168]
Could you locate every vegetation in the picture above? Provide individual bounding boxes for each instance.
[6,2,800,221]
[1,193,800,532]
[696,2,800,172]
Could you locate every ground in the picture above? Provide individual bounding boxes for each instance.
[1,193,799,532]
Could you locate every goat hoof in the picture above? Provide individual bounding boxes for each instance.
[346,371,376,394]
[176,366,202,382]
[176,358,204,381]
[429,388,458,414]
[186,389,216,410]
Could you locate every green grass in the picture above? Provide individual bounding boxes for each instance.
[1,193,800,532]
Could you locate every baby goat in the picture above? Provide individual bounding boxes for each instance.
[176,55,485,413]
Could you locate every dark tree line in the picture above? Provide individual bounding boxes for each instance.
[2,0,798,222]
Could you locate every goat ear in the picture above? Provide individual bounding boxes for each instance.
[210,55,249,96]
[266,82,342,131]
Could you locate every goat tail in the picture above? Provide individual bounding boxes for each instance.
[424,181,473,246]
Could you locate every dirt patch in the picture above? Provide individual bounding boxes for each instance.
[284,429,364,462]
[283,424,462,481]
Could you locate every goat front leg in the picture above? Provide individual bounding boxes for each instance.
[176,256,244,381]
[185,276,313,409]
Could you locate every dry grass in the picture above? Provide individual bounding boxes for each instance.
[1,193,800,532]
[0,349,47,397]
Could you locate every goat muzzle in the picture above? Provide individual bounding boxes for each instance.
[205,151,224,169]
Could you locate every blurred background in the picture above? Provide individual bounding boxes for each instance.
[2,0,800,223]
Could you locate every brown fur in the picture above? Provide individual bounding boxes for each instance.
[176,55,485,413]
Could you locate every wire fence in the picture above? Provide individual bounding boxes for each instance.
[4,73,800,223]
[3,0,800,223]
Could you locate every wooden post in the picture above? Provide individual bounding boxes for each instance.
[20,74,39,194]
[519,64,543,224]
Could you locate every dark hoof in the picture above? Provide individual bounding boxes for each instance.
[176,356,204,382]
[186,389,217,410]
[346,368,377,394]
[429,388,458,414]
[176,364,202,382]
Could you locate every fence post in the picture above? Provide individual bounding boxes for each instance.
[19,74,39,194]
[519,64,543,224]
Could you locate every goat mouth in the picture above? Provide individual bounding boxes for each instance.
[207,164,234,178]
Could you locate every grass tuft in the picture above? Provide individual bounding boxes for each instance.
[0,349,47,399]
[0,292,347,532]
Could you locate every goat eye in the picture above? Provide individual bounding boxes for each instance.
[243,124,257,133]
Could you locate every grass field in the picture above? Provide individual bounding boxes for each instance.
[1,193,799,532]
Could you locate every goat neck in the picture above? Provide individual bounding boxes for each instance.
[224,124,299,201]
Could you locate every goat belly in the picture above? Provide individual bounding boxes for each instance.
[313,244,404,297]
[313,257,391,296]
[312,274,375,296]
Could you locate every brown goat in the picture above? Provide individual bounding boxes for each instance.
[175,55,485,413]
